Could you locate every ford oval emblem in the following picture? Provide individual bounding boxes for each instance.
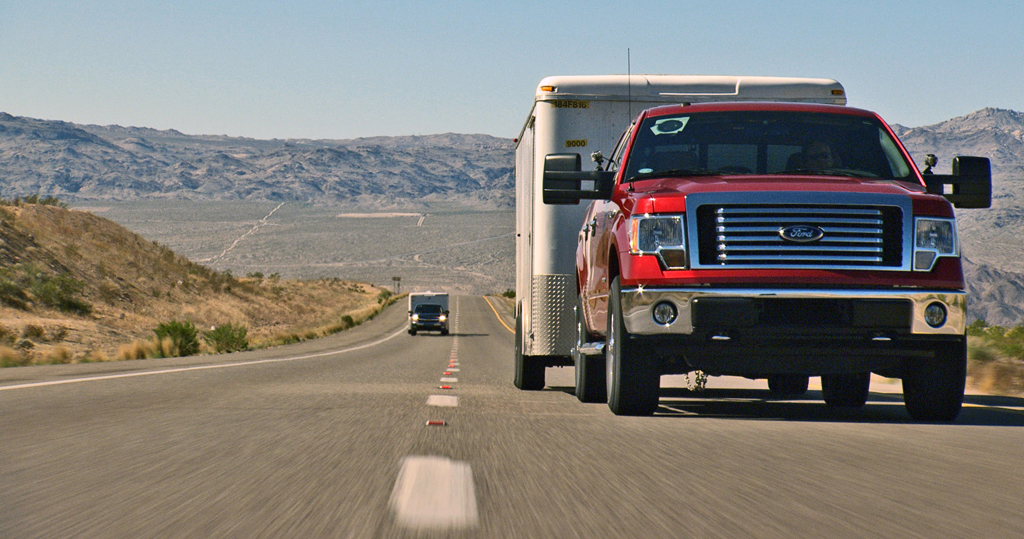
[779,225,824,243]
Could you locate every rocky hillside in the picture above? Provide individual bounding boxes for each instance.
[4,108,1024,326]
[893,108,1024,326]
[0,113,514,208]
[0,201,385,364]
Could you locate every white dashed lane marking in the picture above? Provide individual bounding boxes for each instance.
[392,296,479,530]
[389,456,478,530]
[426,395,458,407]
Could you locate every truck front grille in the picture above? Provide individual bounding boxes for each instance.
[688,193,910,270]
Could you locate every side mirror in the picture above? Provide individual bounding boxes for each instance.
[924,156,991,209]
[542,153,616,205]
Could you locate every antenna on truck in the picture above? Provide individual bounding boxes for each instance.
[627,48,632,122]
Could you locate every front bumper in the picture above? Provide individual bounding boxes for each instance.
[621,287,965,337]
[411,318,448,330]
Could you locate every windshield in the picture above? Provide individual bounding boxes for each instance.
[414,304,443,314]
[623,110,914,182]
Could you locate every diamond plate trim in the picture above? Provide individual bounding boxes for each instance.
[530,274,575,356]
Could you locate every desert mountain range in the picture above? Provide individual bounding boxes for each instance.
[2,108,1024,326]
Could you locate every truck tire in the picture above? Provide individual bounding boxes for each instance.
[409,328,417,336]
[902,339,966,422]
[821,372,871,407]
[574,294,606,403]
[768,375,809,396]
[441,328,449,336]
[606,277,660,416]
[514,308,545,390]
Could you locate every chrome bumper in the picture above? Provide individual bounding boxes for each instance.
[621,287,966,336]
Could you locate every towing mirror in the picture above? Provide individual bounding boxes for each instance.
[924,156,991,209]
[542,153,616,205]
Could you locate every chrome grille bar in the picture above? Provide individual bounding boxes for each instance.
[690,194,907,269]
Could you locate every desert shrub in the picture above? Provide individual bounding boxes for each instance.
[50,326,68,341]
[98,282,121,304]
[502,289,515,298]
[342,315,355,328]
[0,273,28,309]
[21,325,46,340]
[0,346,30,368]
[153,336,174,358]
[969,344,998,363]
[275,333,301,345]
[19,194,67,208]
[80,349,108,363]
[203,323,249,353]
[377,290,392,304]
[153,320,200,357]
[26,270,91,315]
[46,345,72,365]
[0,325,15,346]
[117,340,154,360]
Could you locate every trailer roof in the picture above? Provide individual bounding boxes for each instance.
[534,75,846,105]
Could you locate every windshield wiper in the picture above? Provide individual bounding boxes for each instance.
[628,168,722,181]
[769,168,880,178]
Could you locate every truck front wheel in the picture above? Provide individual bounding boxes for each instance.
[514,309,545,390]
[902,339,966,422]
[606,277,659,416]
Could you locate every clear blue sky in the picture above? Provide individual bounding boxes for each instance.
[2,1,1021,140]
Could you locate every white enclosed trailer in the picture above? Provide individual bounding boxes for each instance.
[513,75,847,389]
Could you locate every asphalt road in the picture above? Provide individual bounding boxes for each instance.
[2,296,1023,538]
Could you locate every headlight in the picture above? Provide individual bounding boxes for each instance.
[913,217,958,271]
[439,314,447,322]
[628,215,687,269]
[411,314,419,321]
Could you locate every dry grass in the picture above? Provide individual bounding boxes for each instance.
[967,336,1024,395]
[1,203,385,366]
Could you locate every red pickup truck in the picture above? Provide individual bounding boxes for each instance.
[542,101,991,420]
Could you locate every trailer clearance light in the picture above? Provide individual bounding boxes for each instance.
[913,218,958,271]
[924,302,948,328]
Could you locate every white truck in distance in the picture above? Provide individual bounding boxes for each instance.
[408,292,449,336]
[514,75,848,390]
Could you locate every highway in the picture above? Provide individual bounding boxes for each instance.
[2,296,1023,538]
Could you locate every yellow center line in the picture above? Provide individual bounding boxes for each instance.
[482,296,514,333]
[963,402,1024,415]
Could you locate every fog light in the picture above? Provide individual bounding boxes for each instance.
[924,302,947,328]
[652,301,678,325]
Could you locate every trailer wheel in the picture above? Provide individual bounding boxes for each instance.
[821,372,870,407]
[768,375,809,396]
[902,339,966,422]
[606,277,659,416]
[514,308,544,390]
[574,294,606,403]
